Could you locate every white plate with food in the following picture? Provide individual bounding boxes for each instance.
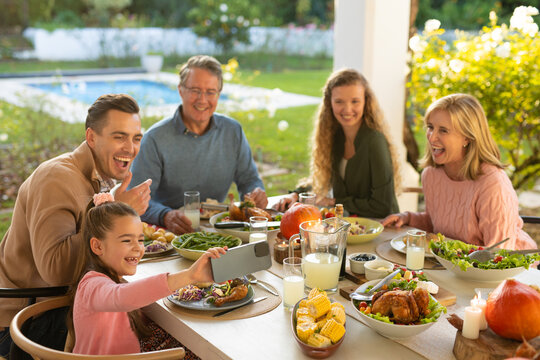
[209,211,281,243]
[167,281,254,311]
[390,233,435,258]
[143,241,174,258]
[343,217,383,244]
[351,278,446,339]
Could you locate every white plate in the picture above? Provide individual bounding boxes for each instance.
[351,280,440,339]
[432,253,527,282]
[390,234,435,258]
[209,212,280,243]
[167,285,254,311]
[143,242,174,258]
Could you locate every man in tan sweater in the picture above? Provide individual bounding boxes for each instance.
[0,94,152,356]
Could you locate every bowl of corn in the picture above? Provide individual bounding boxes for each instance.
[291,288,346,359]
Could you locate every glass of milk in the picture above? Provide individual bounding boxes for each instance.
[406,229,426,271]
[184,191,200,231]
[249,216,267,243]
[282,257,304,310]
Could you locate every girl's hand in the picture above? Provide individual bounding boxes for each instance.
[189,247,227,283]
[382,212,410,228]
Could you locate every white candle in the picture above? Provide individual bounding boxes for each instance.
[471,296,488,330]
[462,306,482,339]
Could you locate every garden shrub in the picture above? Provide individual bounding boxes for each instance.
[407,6,540,190]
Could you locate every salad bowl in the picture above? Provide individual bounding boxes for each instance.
[344,217,383,244]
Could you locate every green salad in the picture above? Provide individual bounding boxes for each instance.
[429,236,540,271]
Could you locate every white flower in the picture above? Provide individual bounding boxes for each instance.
[428,88,439,98]
[491,28,503,42]
[409,35,427,53]
[489,11,497,23]
[253,18,260,26]
[247,113,255,121]
[219,3,228,12]
[426,58,437,69]
[449,59,464,73]
[220,15,228,23]
[223,72,233,81]
[0,133,7,142]
[237,16,244,24]
[495,42,511,58]
[510,6,539,36]
[266,103,277,118]
[523,22,539,36]
[277,120,289,131]
[455,41,467,52]
[424,19,441,33]
[243,20,250,27]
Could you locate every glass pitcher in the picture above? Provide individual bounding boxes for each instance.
[289,218,351,292]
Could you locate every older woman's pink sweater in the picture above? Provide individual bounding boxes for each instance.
[73,271,172,355]
[409,164,536,250]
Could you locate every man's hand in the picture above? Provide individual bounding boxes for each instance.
[163,210,194,235]
[247,187,268,209]
[114,171,152,215]
[273,193,298,212]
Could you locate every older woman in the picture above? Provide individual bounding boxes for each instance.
[383,94,536,250]
[276,68,400,218]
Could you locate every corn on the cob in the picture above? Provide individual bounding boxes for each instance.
[330,302,345,311]
[308,287,327,299]
[296,322,317,342]
[320,318,346,343]
[306,333,332,348]
[326,307,346,325]
[316,317,328,330]
[296,307,310,318]
[298,299,308,308]
[297,315,315,325]
[307,293,331,318]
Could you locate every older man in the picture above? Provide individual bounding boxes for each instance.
[0,94,151,356]
[130,55,267,234]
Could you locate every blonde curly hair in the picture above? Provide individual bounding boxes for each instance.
[305,68,401,197]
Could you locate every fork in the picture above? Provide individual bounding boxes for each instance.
[350,269,400,301]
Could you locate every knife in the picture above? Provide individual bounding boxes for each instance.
[214,221,281,229]
[201,203,229,211]
[212,296,268,317]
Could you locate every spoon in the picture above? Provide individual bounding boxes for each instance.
[350,269,400,302]
[468,238,510,262]
[245,274,279,296]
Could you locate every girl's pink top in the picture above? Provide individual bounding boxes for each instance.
[72,271,172,355]
[409,164,536,250]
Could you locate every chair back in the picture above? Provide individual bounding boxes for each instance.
[10,296,185,360]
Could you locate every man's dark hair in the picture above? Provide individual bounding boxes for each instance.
[85,94,140,133]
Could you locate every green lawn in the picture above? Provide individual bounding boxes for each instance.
[0,212,12,241]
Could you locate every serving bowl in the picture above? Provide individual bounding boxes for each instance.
[291,298,345,359]
[348,253,378,274]
[344,217,383,244]
[351,280,441,339]
[171,235,242,261]
[209,211,280,243]
[432,252,527,282]
[364,259,394,280]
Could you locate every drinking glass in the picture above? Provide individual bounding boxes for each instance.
[299,192,316,205]
[184,191,200,231]
[406,230,426,271]
[249,216,267,243]
[283,257,304,310]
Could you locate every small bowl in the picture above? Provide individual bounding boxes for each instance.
[348,253,378,274]
[364,259,394,280]
[291,298,345,359]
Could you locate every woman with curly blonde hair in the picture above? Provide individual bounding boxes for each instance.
[383,94,535,249]
[276,69,400,217]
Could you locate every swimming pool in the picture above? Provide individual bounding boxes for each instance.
[28,79,227,106]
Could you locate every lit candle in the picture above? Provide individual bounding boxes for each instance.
[462,306,482,339]
[471,295,488,330]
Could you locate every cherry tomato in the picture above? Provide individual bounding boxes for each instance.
[478,247,484,250]
[359,301,368,308]
[359,306,366,312]
[493,255,503,263]
[325,213,335,219]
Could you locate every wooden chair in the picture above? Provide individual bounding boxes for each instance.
[10,296,185,360]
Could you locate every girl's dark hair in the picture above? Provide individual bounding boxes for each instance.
[68,201,151,339]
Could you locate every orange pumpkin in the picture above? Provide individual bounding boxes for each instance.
[485,279,540,340]
[280,203,322,240]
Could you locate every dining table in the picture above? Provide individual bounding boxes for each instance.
[127,199,540,360]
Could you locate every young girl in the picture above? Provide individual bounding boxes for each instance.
[70,193,226,355]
